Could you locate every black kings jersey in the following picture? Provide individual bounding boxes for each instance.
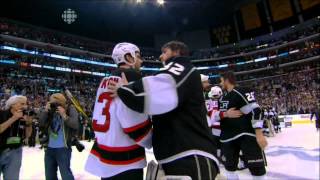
[219,87,263,143]
[117,57,219,166]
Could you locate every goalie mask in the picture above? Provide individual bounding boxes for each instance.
[111,42,140,66]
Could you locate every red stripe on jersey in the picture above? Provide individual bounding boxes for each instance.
[97,142,140,152]
[211,125,221,129]
[90,149,145,165]
[123,120,151,133]
[135,128,153,142]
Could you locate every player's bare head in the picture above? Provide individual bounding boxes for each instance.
[112,42,142,70]
[220,71,236,89]
[160,41,189,62]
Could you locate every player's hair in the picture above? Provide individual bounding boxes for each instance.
[161,41,189,56]
[221,71,236,85]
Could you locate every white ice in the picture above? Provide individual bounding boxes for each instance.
[17,123,319,180]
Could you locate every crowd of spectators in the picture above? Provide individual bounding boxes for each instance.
[1,63,318,116]
[0,18,319,117]
[197,39,320,79]
[0,68,98,117]
[253,66,319,114]
[1,17,319,62]
[1,35,318,80]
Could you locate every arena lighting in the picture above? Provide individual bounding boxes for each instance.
[136,0,142,3]
[0,60,15,64]
[269,55,278,59]
[289,49,300,54]
[82,71,92,74]
[0,58,108,76]
[236,62,246,65]
[48,89,61,92]
[43,65,55,69]
[140,67,160,71]
[278,52,289,57]
[254,57,267,62]
[157,0,165,5]
[196,67,210,70]
[218,64,228,68]
[0,45,304,73]
[30,64,42,68]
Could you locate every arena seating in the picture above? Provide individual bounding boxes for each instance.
[0,17,319,116]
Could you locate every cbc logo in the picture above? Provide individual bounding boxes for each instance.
[61,9,77,24]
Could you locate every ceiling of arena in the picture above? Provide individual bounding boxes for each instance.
[1,0,258,46]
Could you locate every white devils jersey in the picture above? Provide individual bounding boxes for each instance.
[207,99,221,136]
[85,75,152,178]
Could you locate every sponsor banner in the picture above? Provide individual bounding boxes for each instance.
[278,114,312,125]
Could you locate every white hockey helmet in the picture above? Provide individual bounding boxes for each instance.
[200,74,209,82]
[111,42,140,66]
[208,86,223,99]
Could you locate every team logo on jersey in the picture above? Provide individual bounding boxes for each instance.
[220,101,229,111]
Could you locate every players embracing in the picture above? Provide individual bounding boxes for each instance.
[86,41,268,180]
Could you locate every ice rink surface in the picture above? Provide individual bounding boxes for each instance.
[19,123,319,180]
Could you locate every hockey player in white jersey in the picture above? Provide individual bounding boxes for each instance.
[85,43,152,180]
[207,86,223,137]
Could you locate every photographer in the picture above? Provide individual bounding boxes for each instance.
[0,95,32,180]
[39,93,79,180]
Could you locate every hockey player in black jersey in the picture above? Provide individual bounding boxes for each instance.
[213,72,268,180]
[109,41,227,179]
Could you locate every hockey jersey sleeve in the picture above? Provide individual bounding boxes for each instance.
[117,60,194,115]
[233,88,263,129]
[116,99,153,149]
